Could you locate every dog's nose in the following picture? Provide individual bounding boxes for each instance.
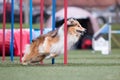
[83,28,87,33]
[81,29,86,35]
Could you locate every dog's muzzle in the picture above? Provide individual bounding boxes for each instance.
[76,30,86,35]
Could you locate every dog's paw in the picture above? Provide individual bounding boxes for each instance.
[21,62,28,65]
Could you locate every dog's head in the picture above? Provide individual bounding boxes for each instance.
[67,18,86,37]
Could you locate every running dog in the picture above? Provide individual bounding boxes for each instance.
[22,18,86,65]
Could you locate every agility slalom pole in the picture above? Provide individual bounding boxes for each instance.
[2,0,6,61]
[51,0,56,64]
[40,0,44,35]
[40,0,44,64]
[29,0,33,43]
[64,0,68,64]
[10,0,14,61]
[20,0,23,62]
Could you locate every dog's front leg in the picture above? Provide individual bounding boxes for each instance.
[45,53,58,59]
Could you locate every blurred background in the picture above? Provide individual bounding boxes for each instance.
[0,0,120,56]
[0,0,120,24]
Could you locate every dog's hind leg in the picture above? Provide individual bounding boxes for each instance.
[30,54,46,63]
[22,52,41,65]
[22,52,48,65]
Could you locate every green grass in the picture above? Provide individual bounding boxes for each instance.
[112,24,120,30]
[0,23,40,29]
[111,24,120,48]
[0,49,120,80]
[0,23,119,29]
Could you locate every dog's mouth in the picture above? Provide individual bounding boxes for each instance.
[76,30,86,35]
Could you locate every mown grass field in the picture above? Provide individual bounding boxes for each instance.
[0,49,120,80]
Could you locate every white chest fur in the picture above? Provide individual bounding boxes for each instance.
[50,34,79,55]
[38,26,80,56]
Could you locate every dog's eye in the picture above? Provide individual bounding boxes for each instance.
[78,25,80,27]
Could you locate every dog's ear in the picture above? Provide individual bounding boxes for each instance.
[67,24,76,27]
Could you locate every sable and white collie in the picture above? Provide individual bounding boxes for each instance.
[22,18,86,65]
